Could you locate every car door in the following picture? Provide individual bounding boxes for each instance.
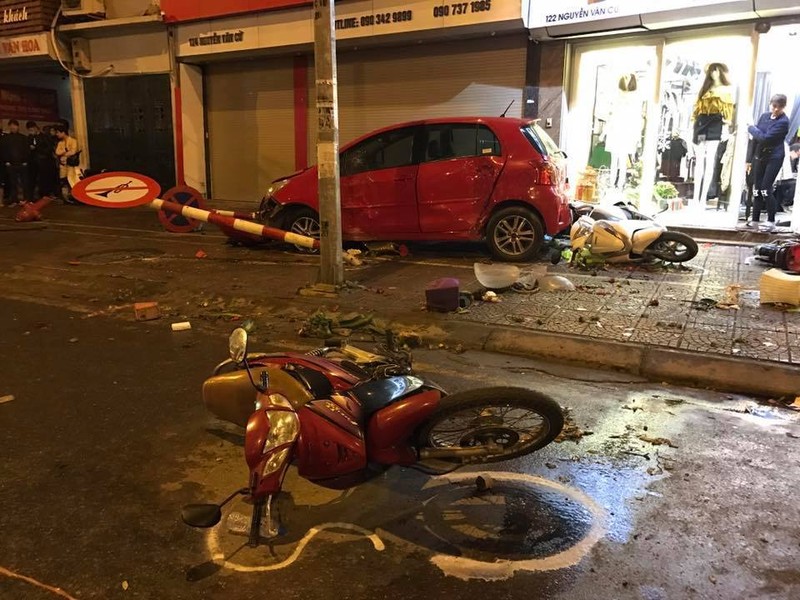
[340,126,422,237]
[416,124,505,234]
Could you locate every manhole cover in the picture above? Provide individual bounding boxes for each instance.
[75,248,165,265]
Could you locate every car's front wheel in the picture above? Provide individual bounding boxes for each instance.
[284,207,321,253]
[486,206,544,262]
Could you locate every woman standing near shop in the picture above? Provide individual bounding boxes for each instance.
[746,94,790,231]
[54,124,80,204]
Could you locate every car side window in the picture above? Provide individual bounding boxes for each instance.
[342,127,417,176]
[423,124,501,162]
[477,125,501,156]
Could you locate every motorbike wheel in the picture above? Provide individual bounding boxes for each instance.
[646,231,698,263]
[416,387,564,462]
[285,208,321,253]
[486,207,544,262]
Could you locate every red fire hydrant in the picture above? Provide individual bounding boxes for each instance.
[15,197,55,223]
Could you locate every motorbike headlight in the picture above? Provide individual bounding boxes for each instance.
[267,179,289,197]
[263,409,299,454]
[262,447,291,477]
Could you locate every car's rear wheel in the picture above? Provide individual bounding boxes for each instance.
[284,208,321,253]
[486,207,544,262]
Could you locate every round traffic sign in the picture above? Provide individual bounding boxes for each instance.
[158,185,207,233]
[71,171,161,208]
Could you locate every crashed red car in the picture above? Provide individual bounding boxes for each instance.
[259,116,571,262]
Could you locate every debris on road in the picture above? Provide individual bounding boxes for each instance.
[539,274,576,292]
[68,337,79,343]
[122,580,129,591]
[171,322,192,332]
[134,302,161,321]
[425,278,461,312]
[299,310,378,339]
[195,249,208,259]
[638,435,678,448]
[482,291,501,303]
[716,284,742,310]
[760,269,800,306]
[474,262,521,290]
[555,408,594,443]
[344,249,363,267]
[0,395,14,405]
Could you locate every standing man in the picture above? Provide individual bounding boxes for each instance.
[54,123,80,204]
[0,119,32,206]
[31,123,58,199]
[746,94,790,231]
[27,121,41,198]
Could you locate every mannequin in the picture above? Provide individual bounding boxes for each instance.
[604,74,641,190]
[691,63,735,209]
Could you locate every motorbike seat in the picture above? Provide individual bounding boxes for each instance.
[350,376,424,419]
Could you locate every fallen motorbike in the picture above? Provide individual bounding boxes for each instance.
[568,202,698,263]
[182,329,564,546]
[753,239,800,273]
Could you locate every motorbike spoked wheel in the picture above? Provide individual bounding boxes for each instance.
[646,231,698,263]
[417,387,564,462]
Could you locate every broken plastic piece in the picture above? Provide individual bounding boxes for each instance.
[539,275,576,292]
[171,321,192,331]
[474,262,520,290]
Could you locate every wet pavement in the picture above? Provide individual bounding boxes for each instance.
[1,297,799,599]
[1,204,797,371]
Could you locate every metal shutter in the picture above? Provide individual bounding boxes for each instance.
[206,59,295,203]
[335,35,527,146]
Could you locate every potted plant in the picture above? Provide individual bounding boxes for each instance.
[654,181,680,210]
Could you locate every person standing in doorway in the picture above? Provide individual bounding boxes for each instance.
[0,119,32,206]
[746,94,790,231]
[54,124,80,204]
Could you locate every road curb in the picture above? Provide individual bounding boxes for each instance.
[441,322,800,397]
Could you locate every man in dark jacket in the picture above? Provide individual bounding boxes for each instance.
[0,119,32,206]
[745,94,790,230]
[27,121,58,199]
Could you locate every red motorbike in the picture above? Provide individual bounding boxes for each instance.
[182,328,564,546]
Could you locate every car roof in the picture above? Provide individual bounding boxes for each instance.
[342,116,533,149]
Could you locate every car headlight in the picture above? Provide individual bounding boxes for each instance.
[267,179,289,196]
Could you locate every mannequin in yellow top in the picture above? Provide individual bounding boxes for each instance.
[691,63,735,208]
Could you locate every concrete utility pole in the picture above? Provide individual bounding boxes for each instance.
[313,0,344,286]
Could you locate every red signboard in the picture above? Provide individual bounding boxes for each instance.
[160,0,309,23]
[0,84,58,121]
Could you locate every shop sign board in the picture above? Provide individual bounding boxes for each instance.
[161,0,309,23]
[0,0,59,35]
[529,0,732,28]
[0,83,58,121]
[176,0,523,57]
[0,31,48,59]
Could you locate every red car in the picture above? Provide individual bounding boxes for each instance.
[259,117,571,262]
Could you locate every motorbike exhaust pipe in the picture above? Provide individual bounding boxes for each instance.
[419,445,502,460]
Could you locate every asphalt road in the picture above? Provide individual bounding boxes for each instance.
[1,297,799,600]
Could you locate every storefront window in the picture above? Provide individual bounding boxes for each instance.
[653,35,753,226]
[567,45,658,206]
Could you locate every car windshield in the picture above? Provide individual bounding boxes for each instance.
[522,122,563,158]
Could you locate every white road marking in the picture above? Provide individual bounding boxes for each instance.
[0,565,79,599]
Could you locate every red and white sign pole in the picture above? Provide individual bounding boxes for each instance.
[70,172,319,250]
[150,198,319,249]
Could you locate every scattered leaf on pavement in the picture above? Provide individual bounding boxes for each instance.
[638,435,678,448]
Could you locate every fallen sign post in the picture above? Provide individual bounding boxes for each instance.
[70,172,319,250]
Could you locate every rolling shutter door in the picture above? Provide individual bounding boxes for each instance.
[205,59,295,203]
[334,35,527,146]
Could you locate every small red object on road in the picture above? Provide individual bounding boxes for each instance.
[195,249,208,259]
[134,302,161,321]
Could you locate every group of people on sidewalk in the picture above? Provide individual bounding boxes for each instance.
[0,118,80,207]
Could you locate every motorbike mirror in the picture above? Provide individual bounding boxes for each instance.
[181,504,222,528]
[229,328,249,364]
